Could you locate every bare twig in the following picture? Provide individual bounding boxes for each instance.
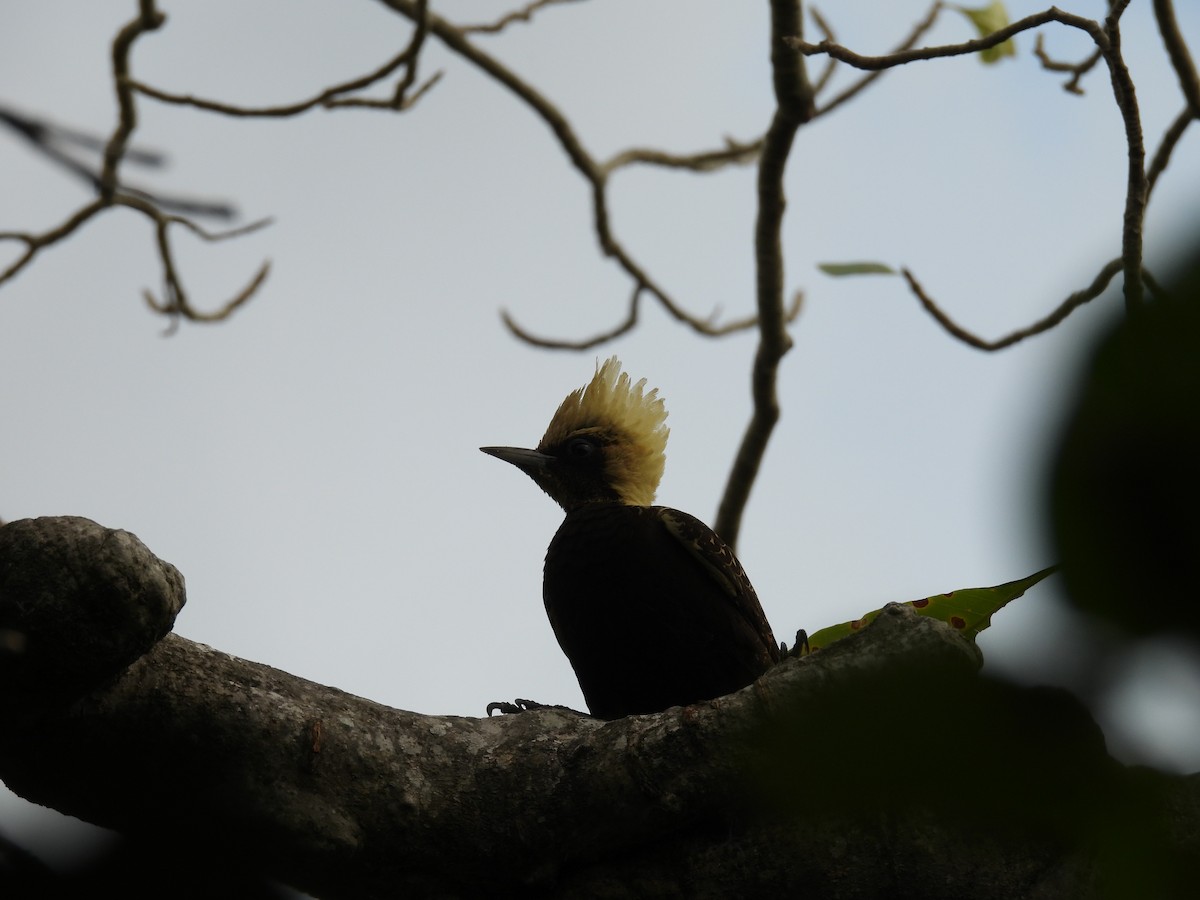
[1151,0,1200,116]
[901,260,1127,351]
[1147,107,1194,198]
[807,6,839,98]
[714,0,815,550]
[131,201,274,327]
[502,286,642,350]
[600,136,763,176]
[1101,9,1148,311]
[0,200,108,287]
[788,8,1102,71]
[101,0,166,202]
[1033,33,1101,95]
[130,0,437,115]
[814,1,944,119]
[461,0,583,35]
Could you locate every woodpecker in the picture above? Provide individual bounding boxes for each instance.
[481,356,780,720]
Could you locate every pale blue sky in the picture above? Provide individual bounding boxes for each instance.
[2,0,1199,863]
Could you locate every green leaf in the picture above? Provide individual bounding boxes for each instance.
[818,261,896,277]
[954,1,1017,64]
[804,566,1059,653]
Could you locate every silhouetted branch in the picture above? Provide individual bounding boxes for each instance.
[0,200,107,287]
[134,203,273,331]
[806,6,838,97]
[461,0,583,35]
[714,0,814,550]
[600,136,762,176]
[8,514,1198,896]
[102,0,166,202]
[812,1,944,119]
[502,286,642,350]
[129,0,437,115]
[1033,34,1102,95]
[1153,0,1200,117]
[902,259,1130,351]
[1147,107,1195,197]
[790,8,1105,70]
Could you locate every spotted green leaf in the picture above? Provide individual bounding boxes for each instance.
[954,1,1017,64]
[804,566,1058,653]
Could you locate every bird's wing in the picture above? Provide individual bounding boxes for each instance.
[658,508,780,661]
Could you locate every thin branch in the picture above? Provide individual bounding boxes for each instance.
[501,286,642,350]
[1033,33,1102,95]
[1152,0,1200,117]
[788,8,1103,71]
[1147,106,1195,198]
[901,259,1127,351]
[807,6,839,98]
[1101,9,1148,310]
[714,0,814,550]
[126,200,274,326]
[600,136,763,176]
[0,200,107,287]
[129,0,437,116]
[814,1,945,119]
[101,0,165,202]
[461,0,583,35]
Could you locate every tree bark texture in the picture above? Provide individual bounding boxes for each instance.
[1,517,1197,898]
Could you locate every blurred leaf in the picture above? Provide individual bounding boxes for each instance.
[954,2,1016,63]
[806,566,1058,652]
[1049,245,1200,638]
[818,261,896,277]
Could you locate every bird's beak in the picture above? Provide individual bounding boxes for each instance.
[479,446,554,476]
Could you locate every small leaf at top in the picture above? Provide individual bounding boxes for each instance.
[818,261,896,277]
[954,1,1017,64]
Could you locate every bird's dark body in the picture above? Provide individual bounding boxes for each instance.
[543,502,779,720]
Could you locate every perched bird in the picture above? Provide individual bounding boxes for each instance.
[481,356,780,720]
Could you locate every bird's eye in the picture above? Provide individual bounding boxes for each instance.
[566,437,598,459]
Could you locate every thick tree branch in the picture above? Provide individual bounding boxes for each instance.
[2,516,1199,897]
[2,518,1200,897]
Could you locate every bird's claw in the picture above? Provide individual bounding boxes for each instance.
[486,698,587,717]
[486,698,545,716]
[780,628,811,660]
